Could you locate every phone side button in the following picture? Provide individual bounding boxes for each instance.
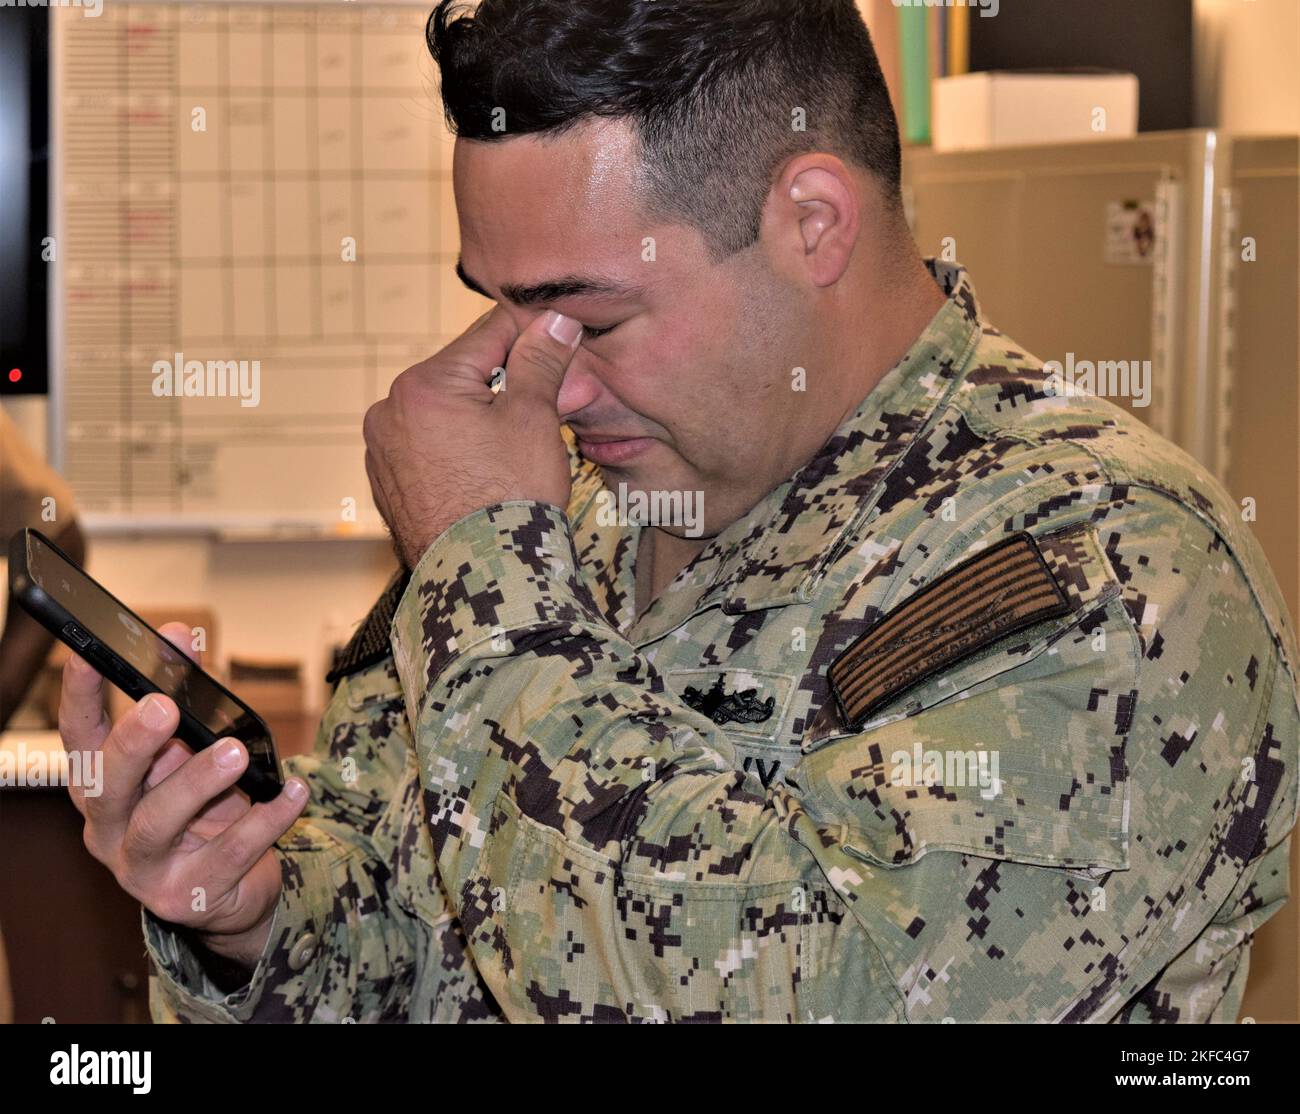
[62,622,92,650]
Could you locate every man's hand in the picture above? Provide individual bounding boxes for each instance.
[364,306,582,569]
[60,623,309,971]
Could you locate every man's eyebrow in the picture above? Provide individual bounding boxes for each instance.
[455,256,644,307]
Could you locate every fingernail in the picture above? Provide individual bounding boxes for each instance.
[285,778,307,802]
[138,695,170,729]
[214,739,244,770]
[545,310,582,347]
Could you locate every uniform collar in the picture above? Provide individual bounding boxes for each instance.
[575,257,985,645]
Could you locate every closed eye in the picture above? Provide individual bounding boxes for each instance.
[582,323,620,340]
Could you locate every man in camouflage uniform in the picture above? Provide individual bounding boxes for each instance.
[142,254,1298,1022]
[57,0,1293,1022]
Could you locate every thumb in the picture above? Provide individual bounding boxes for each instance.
[503,310,584,400]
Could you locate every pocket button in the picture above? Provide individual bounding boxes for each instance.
[287,932,318,971]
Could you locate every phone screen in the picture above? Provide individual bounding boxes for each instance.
[26,532,277,772]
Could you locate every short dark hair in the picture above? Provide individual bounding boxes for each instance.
[427,0,903,262]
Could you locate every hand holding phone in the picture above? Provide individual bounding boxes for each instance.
[8,527,309,969]
[59,628,309,969]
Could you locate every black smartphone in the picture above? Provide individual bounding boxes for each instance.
[7,527,284,803]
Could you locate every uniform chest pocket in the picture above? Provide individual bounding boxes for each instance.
[794,525,1139,876]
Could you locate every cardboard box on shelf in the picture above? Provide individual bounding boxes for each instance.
[932,70,1139,152]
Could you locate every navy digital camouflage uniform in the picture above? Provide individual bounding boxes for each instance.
[144,257,1299,1022]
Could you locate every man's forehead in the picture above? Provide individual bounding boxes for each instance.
[453,120,658,305]
[453,118,643,222]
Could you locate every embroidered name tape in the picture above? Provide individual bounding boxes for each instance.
[828,532,1071,728]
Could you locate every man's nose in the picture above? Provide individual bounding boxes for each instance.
[555,354,604,420]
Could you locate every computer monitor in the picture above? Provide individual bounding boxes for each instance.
[0,6,50,397]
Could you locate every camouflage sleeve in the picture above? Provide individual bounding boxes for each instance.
[1114,832,1292,1024]
[392,502,900,1021]
[145,660,431,1023]
[1108,628,1298,1024]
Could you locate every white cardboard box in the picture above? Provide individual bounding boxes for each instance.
[931,70,1139,152]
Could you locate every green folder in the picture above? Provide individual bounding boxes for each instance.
[898,6,930,145]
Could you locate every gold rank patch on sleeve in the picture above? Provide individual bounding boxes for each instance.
[828,531,1072,728]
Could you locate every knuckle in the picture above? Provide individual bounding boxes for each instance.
[115,702,158,744]
[214,830,251,874]
[81,822,103,861]
[519,344,567,379]
[147,891,189,926]
[389,367,423,399]
[111,724,149,766]
[121,806,161,860]
[174,751,217,805]
[114,861,146,900]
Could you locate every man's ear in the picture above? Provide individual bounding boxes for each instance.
[769,156,859,289]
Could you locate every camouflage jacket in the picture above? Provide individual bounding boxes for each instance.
[145,258,1299,1023]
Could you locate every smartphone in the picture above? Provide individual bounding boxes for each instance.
[8,527,284,803]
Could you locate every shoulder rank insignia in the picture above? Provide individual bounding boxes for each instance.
[682,675,776,725]
[828,531,1071,729]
